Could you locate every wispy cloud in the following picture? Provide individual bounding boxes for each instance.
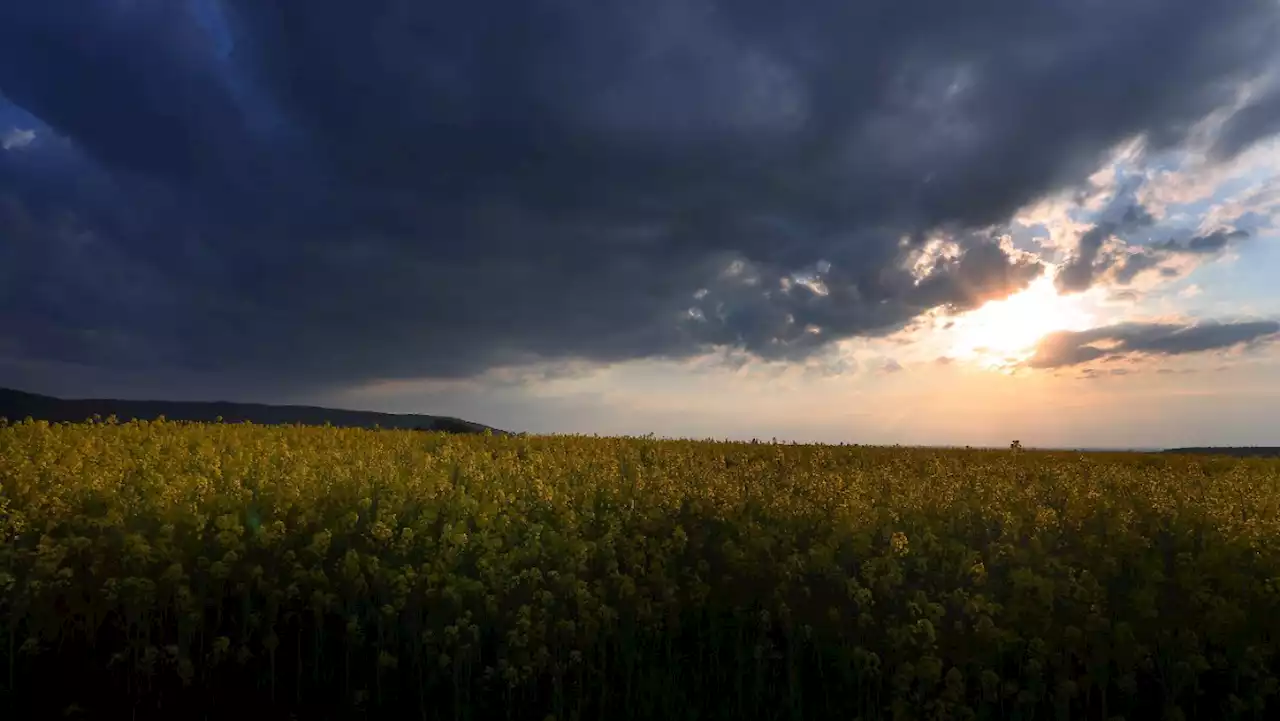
[880,358,905,375]
[1,127,35,150]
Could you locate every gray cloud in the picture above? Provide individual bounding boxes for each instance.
[1214,86,1280,160]
[2,0,1279,396]
[1026,320,1280,369]
[1107,228,1251,285]
[1178,228,1250,253]
[1055,188,1252,291]
[1055,198,1156,293]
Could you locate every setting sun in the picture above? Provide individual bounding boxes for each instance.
[948,272,1096,370]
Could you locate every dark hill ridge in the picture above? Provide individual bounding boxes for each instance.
[0,387,510,435]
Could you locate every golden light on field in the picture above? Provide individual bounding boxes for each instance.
[949,272,1095,370]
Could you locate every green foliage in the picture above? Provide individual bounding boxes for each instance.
[2,419,1280,719]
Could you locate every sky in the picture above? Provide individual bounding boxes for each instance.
[2,0,1280,449]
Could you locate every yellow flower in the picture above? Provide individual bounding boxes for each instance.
[890,531,910,557]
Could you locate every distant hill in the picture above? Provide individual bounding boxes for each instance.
[1160,447,1280,458]
[0,387,510,436]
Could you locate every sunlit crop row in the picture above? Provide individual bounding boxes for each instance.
[3,417,1280,719]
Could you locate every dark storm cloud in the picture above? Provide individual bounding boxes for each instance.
[2,0,1279,395]
[1027,320,1280,369]
[0,4,261,185]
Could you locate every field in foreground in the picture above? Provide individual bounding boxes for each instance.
[3,421,1280,720]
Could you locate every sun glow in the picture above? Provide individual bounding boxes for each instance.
[948,273,1096,370]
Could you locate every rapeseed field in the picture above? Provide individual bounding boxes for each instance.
[2,418,1279,719]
